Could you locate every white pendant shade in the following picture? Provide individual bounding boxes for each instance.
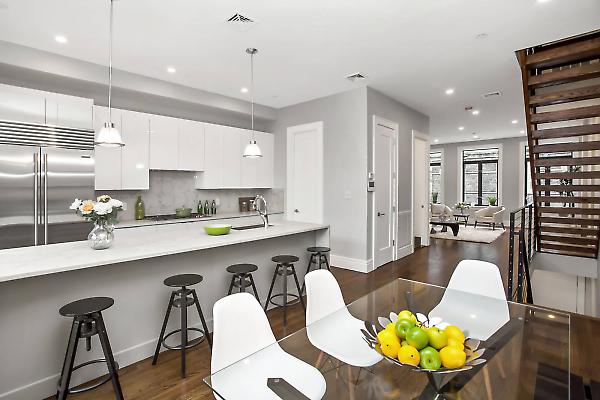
[243,140,262,158]
[96,122,124,147]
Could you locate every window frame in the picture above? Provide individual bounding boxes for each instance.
[429,149,444,204]
[457,143,503,207]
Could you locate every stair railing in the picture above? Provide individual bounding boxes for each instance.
[508,203,535,303]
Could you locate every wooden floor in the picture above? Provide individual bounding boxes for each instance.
[49,232,600,400]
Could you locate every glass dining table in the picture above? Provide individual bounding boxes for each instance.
[204,278,570,399]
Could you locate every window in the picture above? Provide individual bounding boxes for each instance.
[462,148,499,206]
[524,146,572,205]
[430,151,442,202]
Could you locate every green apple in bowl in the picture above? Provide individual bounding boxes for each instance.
[406,326,428,350]
[419,346,442,370]
[426,327,448,350]
[395,319,415,339]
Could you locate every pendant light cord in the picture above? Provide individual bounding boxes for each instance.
[250,50,255,140]
[108,0,114,123]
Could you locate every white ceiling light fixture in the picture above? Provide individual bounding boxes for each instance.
[95,0,124,148]
[55,35,68,44]
[445,88,455,95]
[243,48,262,158]
[511,119,518,124]
[346,73,366,82]
[433,139,439,143]
[473,134,479,139]
[166,66,176,74]
[472,110,480,116]
[240,87,249,93]
[458,126,465,131]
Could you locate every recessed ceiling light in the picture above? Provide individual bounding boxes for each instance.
[445,88,455,95]
[166,67,176,74]
[54,35,68,44]
[472,133,479,139]
[537,0,551,3]
[475,33,489,40]
[472,110,480,116]
[458,126,465,131]
[240,87,249,93]
[433,139,439,143]
[512,119,518,124]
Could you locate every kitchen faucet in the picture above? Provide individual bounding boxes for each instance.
[254,195,269,228]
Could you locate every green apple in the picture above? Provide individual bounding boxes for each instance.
[398,310,417,325]
[406,326,429,350]
[426,327,448,350]
[395,318,415,339]
[419,346,442,370]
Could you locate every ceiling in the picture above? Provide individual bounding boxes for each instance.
[0,0,599,143]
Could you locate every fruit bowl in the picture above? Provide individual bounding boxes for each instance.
[203,224,232,236]
[361,311,486,375]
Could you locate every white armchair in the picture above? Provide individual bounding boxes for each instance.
[430,203,453,219]
[474,206,506,230]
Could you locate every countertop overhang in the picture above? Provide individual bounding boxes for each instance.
[0,221,329,283]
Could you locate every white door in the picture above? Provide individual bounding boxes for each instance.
[373,117,398,268]
[286,122,323,223]
[412,131,430,246]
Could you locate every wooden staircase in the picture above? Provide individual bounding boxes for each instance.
[517,30,600,258]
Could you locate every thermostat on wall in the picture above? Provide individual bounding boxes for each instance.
[367,172,375,192]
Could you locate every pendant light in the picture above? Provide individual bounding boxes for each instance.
[96,0,124,147]
[243,48,262,158]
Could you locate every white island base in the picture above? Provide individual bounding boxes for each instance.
[0,219,329,399]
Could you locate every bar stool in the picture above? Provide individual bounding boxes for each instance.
[301,247,331,294]
[56,297,123,400]
[264,255,305,325]
[152,273,212,378]
[226,263,260,299]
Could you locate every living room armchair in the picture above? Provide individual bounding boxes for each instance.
[473,206,506,230]
[430,203,453,219]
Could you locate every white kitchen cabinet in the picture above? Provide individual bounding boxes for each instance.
[45,93,93,129]
[195,123,223,189]
[178,119,205,171]
[221,126,242,188]
[240,130,259,188]
[93,106,122,190]
[149,114,179,170]
[256,131,274,188]
[0,84,46,124]
[121,110,150,190]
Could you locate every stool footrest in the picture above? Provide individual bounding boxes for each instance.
[57,359,119,395]
[161,327,207,350]
[268,293,301,307]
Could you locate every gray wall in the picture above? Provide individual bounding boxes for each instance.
[431,136,526,214]
[271,87,369,260]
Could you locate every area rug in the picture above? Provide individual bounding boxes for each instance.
[430,225,504,244]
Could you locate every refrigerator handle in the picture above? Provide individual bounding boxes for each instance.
[44,152,48,245]
[33,152,39,246]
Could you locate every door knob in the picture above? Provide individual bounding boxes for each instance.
[294,209,300,213]
[421,205,424,208]
[377,212,385,216]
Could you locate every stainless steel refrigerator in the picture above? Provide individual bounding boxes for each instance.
[0,120,95,250]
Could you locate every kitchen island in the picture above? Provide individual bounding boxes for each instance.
[0,216,329,400]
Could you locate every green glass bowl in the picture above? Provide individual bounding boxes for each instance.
[204,224,232,236]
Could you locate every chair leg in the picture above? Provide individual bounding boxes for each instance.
[324,254,331,271]
[492,223,495,230]
[501,223,506,230]
[315,351,325,369]
[291,264,306,310]
[95,313,124,400]
[238,274,246,293]
[300,254,315,294]
[264,265,279,311]
[56,319,82,400]
[249,274,260,301]
[191,289,213,348]
[282,264,289,325]
[152,291,176,365]
[483,366,493,400]
[227,275,235,295]
[474,221,478,228]
[347,365,355,400]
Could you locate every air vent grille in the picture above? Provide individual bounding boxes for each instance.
[346,73,366,82]
[0,120,94,150]
[482,91,502,99]
[226,13,256,32]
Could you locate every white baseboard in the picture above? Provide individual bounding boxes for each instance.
[330,254,371,273]
[0,320,213,400]
[397,244,414,260]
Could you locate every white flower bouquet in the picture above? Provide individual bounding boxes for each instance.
[70,195,125,225]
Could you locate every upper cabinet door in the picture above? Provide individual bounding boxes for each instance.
[0,84,46,124]
[149,114,178,170]
[256,131,274,188]
[195,123,222,189]
[93,106,122,190]
[46,93,93,129]
[178,119,205,171]
[121,110,150,190]
[221,126,242,188]
[240,129,259,188]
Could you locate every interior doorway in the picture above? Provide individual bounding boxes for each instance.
[412,130,430,247]
[286,121,324,223]
[373,116,398,269]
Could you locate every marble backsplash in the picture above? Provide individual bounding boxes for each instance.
[97,171,284,221]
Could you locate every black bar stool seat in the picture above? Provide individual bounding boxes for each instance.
[264,255,305,325]
[226,263,260,299]
[56,297,123,400]
[301,247,331,294]
[152,273,212,378]
[306,246,331,254]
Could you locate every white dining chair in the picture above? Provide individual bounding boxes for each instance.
[429,259,509,340]
[210,292,326,400]
[305,269,383,367]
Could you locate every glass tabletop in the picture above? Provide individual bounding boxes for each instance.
[204,278,570,399]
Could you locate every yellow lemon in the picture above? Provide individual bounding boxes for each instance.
[447,338,465,351]
[444,325,465,344]
[377,330,401,358]
[439,346,467,369]
[398,345,420,366]
[385,322,397,335]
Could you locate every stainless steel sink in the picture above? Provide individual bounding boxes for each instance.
[232,224,274,231]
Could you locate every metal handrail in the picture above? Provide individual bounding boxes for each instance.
[507,202,535,302]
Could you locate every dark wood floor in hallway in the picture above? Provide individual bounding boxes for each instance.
[52,232,600,400]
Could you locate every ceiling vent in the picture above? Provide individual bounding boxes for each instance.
[226,13,256,32]
[482,91,502,99]
[346,73,366,82]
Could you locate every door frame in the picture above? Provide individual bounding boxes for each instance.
[372,115,399,268]
[411,130,430,247]
[286,121,324,223]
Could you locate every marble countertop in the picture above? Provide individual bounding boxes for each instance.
[0,220,329,283]
[117,211,283,228]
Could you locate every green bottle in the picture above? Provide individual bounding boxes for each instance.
[197,200,203,216]
[211,200,217,214]
[134,195,145,220]
[205,200,210,215]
